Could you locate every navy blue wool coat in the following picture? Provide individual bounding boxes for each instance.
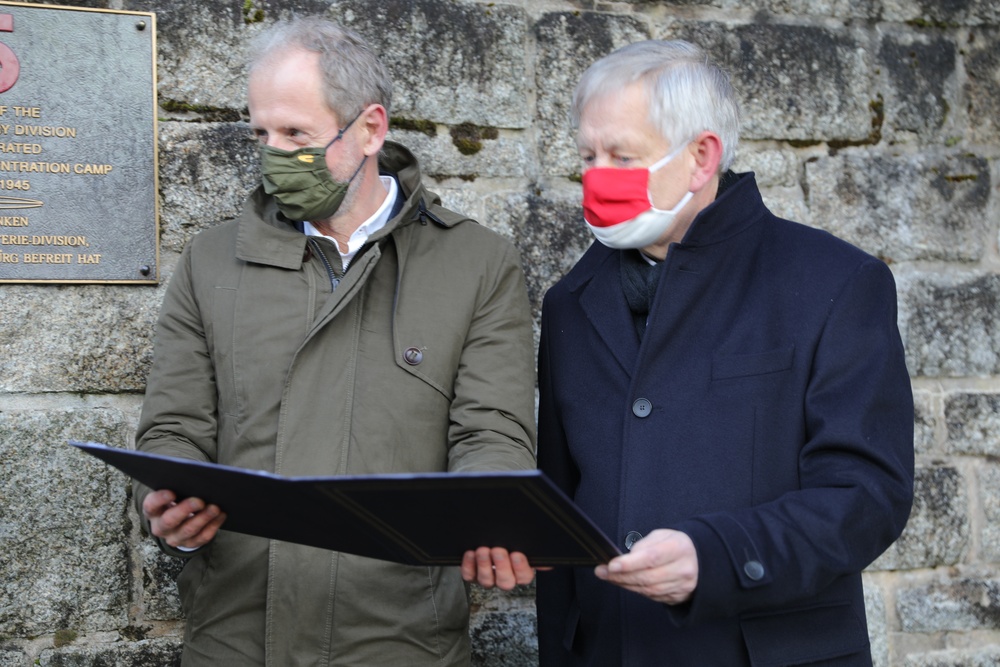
[536,173,914,667]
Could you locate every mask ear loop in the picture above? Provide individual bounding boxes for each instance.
[323,108,365,150]
[319,110,369,193]
[646,140,691,206]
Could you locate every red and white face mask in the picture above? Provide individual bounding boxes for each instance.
[582,143,693,249]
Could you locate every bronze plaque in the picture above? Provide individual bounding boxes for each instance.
[0,1,157,283]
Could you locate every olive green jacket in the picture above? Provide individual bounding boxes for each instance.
[134,142,537,666]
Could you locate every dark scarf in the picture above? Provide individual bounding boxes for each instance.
[620,249,661,340]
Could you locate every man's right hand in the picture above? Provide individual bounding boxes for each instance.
[142,489,227,550]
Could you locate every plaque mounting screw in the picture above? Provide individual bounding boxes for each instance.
[139,265,151,276]
[136,21,146,30]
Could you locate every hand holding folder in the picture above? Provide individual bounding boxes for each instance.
[72,440,620,567]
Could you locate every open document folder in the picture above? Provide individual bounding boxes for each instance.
[71,441,620,567]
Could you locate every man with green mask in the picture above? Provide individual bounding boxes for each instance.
[132,17,537,666]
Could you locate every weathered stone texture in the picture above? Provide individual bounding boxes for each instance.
[872,465,969,570]
[864,575,889,667]
[668,22,875,143]
[913,392,937,455]
[534,12,650,175]
[878,31,959,142]
[0,650,24,667]
[976,463,1000,563]
[904,646,1000,667]
[432,185,491,234]
[897,273,1000,377]
[718,0,879,18]
[470,611,537,667]
[38,637,182,667]
[386,127,534,181]
[468,586,538,667]
[882,0,1000,26]
[140,541,184,621]
[732,148,801,189]
[898,576,1000,633]
[964,28,1000,144]
[158,122,259,254]
[337,0,530,129]
[945,393,1000,455]
[806,154,992,264]
[757,186,810,227]
[0,409,133,637]
[0,285,158,393]
[123,0,255,113]
[485,188,594,319]
[623,0,879,15]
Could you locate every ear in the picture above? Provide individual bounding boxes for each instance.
[358,103,388,156]
[688,131,724,192]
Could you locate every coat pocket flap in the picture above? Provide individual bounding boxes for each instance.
[712,346,795,380]
[741,601,869,666]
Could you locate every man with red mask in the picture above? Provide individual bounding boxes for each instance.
[535,40,914,665]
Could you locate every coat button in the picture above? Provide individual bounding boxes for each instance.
[624,531,643,551]
[744,560,765,581]
[403,347,423,365]
[632,398,652,418]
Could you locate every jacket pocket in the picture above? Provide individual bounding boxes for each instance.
[740,601,870,666]
[210,285,240,418]
[712,345,795,380]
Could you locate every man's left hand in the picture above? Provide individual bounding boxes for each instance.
[594,528,698,604]
[461,547,536,590]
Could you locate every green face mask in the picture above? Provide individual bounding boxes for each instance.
[258,111,365,221]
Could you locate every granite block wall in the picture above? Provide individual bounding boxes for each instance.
[1,0,997,665]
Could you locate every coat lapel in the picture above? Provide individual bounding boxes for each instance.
[577,250,640,376]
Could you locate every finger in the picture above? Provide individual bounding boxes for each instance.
[189,508,227,548]
[163,503,221,548]
[509,552,536,585]
[460,551,478,582]
[475,546,495,588]
[603,557,698,604]
[490,548,516,590]
[607,536,681,575]
[141,489,177,519]
[156,497,207,533]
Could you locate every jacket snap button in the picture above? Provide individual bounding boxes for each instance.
[403,347,423,365]
[744,560,765,581]
[624,531,643,551]
[632,398,652,418]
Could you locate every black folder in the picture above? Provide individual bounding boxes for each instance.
[71,441,619,567]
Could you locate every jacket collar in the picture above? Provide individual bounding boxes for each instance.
[677,171,767,247]
[234,141,449,268]
[561,172,769,373]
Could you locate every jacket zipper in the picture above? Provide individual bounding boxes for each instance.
[307,237,340,291]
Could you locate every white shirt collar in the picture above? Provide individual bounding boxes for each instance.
[303,174,398,270]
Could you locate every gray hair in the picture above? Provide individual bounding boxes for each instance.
[572,40,741,172]
[248,17,393,123]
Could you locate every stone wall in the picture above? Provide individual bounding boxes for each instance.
[1,0,997,665]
